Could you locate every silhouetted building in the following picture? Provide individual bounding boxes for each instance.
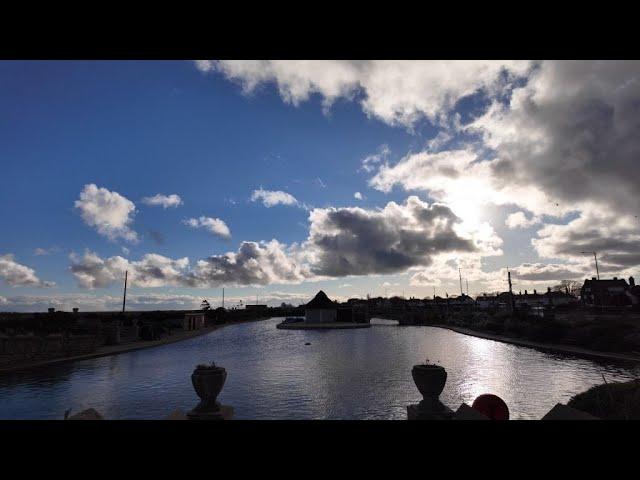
[543,287,577,306]
[448,294,475,308]
[581,277,631,307]
[476,294,500,310]
[305,290,337,323]
[515,289,544,308]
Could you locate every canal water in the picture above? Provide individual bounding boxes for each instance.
[1,317,639,420]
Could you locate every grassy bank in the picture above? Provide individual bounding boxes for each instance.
[418,308,640,357]
[0,316,270,374]
[568,379,640,419]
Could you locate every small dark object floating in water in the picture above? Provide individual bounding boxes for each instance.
[305,342,311,345]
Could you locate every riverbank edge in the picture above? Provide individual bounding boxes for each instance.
[0,317,268,374]
[428,324,640,364]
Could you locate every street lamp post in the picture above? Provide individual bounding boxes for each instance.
[581,251,600,280]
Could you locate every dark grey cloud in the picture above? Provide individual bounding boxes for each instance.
[306,196,476,277]
[475,61,640,216]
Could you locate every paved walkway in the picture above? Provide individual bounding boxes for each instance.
[432,324,640,364]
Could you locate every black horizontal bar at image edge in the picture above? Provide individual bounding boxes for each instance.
[1,419,638,437]
[1,421,637,464]
[0,24,638,60]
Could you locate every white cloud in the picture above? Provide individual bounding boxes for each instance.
[70,240,310,289]
[250,188,298,207]
[183,216,231,239]
[0,254,55,288]
[360,144,390,172]
[505,211,541,229]
[369,149,560,223]
[74,184,138,242]
[33,247,60,256]
[354,192,363,200]
[141,193,183,209]
[69,250,190,289]
[202,60,531,128]
[409,273,442,287]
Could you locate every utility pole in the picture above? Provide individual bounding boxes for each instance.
[508,269,515,313]
[581,251,600,280]
[433,286,436,300]
[466,279,469,296]
[459,268,463,296]
[222,287,225,309]
[122,270,128,313]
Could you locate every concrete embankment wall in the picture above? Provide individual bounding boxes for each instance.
[0,334,100,368]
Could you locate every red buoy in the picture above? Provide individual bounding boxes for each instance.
[472,394,510,420]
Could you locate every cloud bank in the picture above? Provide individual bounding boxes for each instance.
[198,60,531,127]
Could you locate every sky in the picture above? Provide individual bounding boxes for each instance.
[1,60,639,311]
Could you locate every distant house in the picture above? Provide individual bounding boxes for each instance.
[580,277,631,307]
[184,312,206,331]
[542,287,577,306]
[305,291,337,324]
[515,289,544,308]
[476,294,500,310]
[448,294,475,308]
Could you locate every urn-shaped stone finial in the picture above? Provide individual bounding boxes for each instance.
[187,363,227,420]
[411,364,447,410]
[408,363,452,420]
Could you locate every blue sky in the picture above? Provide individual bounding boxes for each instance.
[1,61,638,311]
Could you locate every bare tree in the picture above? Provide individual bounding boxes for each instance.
[552,280,582,295]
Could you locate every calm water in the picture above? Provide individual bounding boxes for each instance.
[1,317,639,420]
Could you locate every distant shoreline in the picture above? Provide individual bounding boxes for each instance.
[0,317,267,374]
[428,324,640,364]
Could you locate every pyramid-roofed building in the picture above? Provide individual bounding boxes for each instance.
[305,290,338,323]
